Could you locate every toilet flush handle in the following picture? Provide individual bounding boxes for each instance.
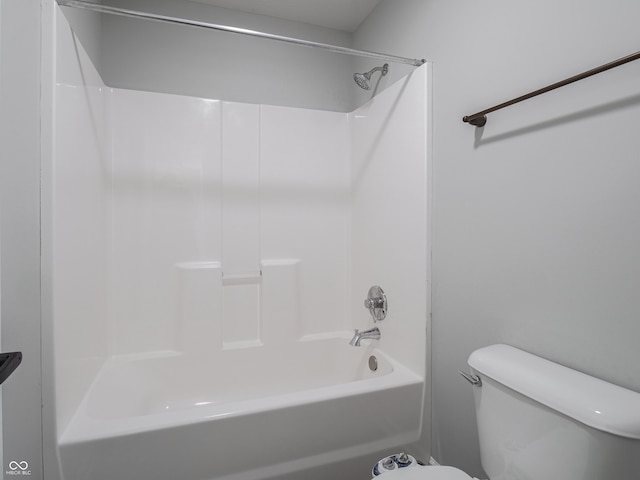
[459,370,482,387]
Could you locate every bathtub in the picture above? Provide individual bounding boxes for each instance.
[58,337,423,480]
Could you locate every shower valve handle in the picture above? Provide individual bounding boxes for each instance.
[364,285,387,322]
[364,298,384,309]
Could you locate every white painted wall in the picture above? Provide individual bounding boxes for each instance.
[62,0,358,112]
[0,4,3,469]
[57,1,102,70]
[0,0,43,477]
[355,0,640,476]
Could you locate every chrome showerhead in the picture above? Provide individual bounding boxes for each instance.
[353,72,371,90]
[353,63,389,90]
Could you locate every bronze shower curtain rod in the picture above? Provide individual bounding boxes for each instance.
[463,49,640,127]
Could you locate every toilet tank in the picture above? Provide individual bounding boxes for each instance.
[467,344,640,480]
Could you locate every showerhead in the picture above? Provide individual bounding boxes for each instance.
[353,63,389,90]
[353,72,372,90]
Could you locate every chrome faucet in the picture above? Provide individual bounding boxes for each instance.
[349,327,381,347]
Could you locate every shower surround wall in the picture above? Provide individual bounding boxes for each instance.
[47,7,429,479]
[107,93,351,356]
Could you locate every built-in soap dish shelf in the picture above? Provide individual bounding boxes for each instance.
[222,271,262,286]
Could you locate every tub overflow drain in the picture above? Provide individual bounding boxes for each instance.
[368,355,378,372]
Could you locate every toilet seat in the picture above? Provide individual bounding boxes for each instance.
[371,465,473,480]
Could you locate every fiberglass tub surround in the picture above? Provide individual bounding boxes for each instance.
[51,7,430,480]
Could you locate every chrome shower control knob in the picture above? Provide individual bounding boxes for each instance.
[364,285,387,322]
[363,298,383,309]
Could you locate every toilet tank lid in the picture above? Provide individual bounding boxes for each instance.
[468,344,640,439]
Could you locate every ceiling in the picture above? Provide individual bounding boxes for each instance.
[191,0,383,32]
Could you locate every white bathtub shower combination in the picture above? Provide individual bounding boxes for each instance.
[59,341,423,480]
[47,6,430,480]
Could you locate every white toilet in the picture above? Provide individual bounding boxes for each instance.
[372,344,640,480]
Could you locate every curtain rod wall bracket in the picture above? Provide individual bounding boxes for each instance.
[462,115,487,127]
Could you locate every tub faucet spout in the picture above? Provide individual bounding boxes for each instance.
[349,327,381,347]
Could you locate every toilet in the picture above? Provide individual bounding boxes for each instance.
[372,344,640,480]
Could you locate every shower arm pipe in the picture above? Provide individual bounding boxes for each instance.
[463,49,640,127]
[56,0,426,67]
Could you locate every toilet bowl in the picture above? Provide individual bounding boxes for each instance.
[370,344,640,480]
[372,465,474,480]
